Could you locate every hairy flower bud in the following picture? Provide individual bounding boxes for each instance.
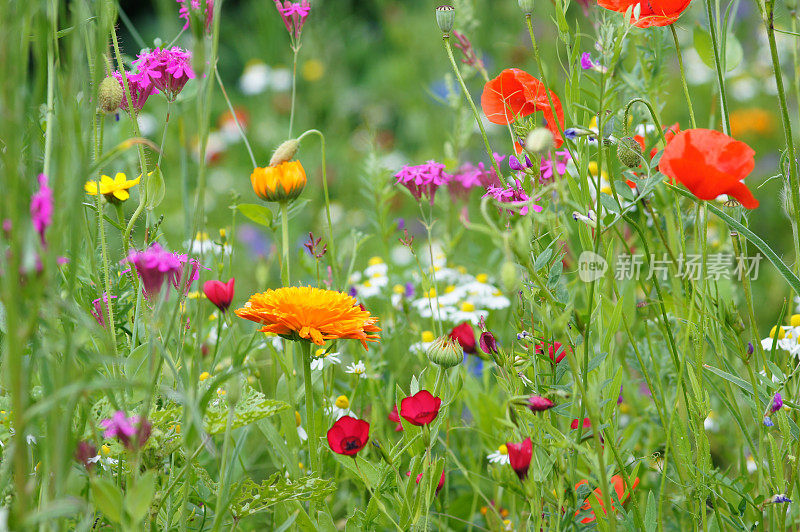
[98,76,123,113]
[269,139,300,167]
[617,137,643,168]
[525,127,554,155]
[500,261,519,292]
[426,335,463,368]
[435,5,455,34]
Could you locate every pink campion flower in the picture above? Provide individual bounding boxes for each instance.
[447,155,503,200]
[394,160,452,205]
[170,253,206,295]
[540,150,571,184]
[90,293,118,327]
[275,1,311,41]
[99,411,151,449]
[123,243,183,299]
[133,47,195,101]
[483,178,542,216]
[30,173,53,245]
[177,0,214,32]
[112,71,155,113]
[527,395,555,412]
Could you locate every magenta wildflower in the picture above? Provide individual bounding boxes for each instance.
[275,1,311,41]
[540,150,571,183]
[90,293,118,327]
[483,178,542,215]
[177,0,214,32]
[133,47,195,101]
[99,411,151,449]
[580,52,595,70]
[112,71,155,113]
[452,31,486,75]
[31,173,53,245]
[394,160,451,205]
[770,392,783,413]
[447,154,504,200]
[170,253,206,295]
[527,395,554,412]
[124,243,183,299]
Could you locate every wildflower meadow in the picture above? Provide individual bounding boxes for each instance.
[6,0,800,529]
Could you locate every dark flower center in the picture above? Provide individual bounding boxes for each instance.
[416,411,434,419]
[342,437,362,451]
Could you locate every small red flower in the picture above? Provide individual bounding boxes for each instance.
[388,404,403,432]
[481,68,565,146]
[527,395,555,412]
[327,415,370,456]
[506,437,533,480]
[536,341,568,363]
[571,417,592,430]
[597,0,691,27]
[575,474,639,523]
[449,322,476,354]
[659,128,758,209]
[407,468,446,495]
[400,390,442,426]
[203,278,235,312]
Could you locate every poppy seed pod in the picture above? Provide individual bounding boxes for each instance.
[617,137,643,168]
[250,161,307,203]
[435,5,455,34]
[426,335,463,368]
[269,139,300,166]
[525,127,554,155]
[98,76,123,114]
[518,0,535,13]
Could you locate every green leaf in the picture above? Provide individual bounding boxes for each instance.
[644,489,657,532]
[227,474,335,517]
[91,478,124,524]
[124,471,156,523]
[693,25,743,72]
[236,203,273,228]
[145,166,165,210]
[204,397,290,435]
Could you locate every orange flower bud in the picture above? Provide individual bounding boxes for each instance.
[250,160,306,203]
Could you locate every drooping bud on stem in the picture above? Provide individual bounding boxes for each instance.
[98,76,123,113]
[269,138,300,166]
[617,136,643,168]
[525,127,554,155]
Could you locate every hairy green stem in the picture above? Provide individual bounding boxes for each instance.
[670,25,697,128]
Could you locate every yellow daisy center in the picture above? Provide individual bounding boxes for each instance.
[335,395,350,409]
[421,330,435,343]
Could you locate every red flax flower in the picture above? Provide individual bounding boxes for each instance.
[449,322,476,354]
[388,405,403,432]
[659,128,759,209]
[597,0,691,27]
[481,68,565,146]
[327,415,369,456]
[575,474,639,523]
[400,390,442,426]
[506,437,532,480]
[203,278,235,313]
[536,341,569,363]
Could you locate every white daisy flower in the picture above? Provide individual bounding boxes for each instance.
[326,395,351,420]
[487,444,511,465]
[184,232,223,256]
[310,349,341,371]
[410,330,436,354]
[449,301,487,324]
[364,258,389,278]
[239,60,271,95]
[295,411,308,441]
[345,360,367,379]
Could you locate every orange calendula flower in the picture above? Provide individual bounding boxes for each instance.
[575,474,639,523]
[250,160,306,202]
[235,286,381,349]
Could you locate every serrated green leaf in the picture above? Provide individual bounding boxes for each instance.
[227,474,335,516]
[204,397,290,434]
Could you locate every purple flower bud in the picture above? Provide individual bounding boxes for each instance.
[509,156,523,171]
[580,52,594,70]
[772,494,792,504]
[771,392,783,413]
[527,395,554,412]
[747,342,754,355]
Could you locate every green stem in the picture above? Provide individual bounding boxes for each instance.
[215,65,257,168]
[280,201,291,285]
[289,46,299,137]
[211,406,235,531]
[302,343,320,507]
[669,25,697,129]
[442,35,505,185]
[705,0,731,134]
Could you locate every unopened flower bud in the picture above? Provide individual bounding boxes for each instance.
[617,137,643,168]
[426,335,463,368]
[500,261,519,292]
[527,395,555,412]
[518,0,535,12]
[269,139,300,166]
[479,331,498,355]
[525,127,554,155]
[98,76,123,114]
[435,5,456,34]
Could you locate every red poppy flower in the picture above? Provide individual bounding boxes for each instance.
[449,322,476,354]
[327,415,370,456]
[481,68,565,146]
[650,123,681,160]
[597,0,691,27]
[575,474,639,523]
[659,128,758,209]
[203,278,235,312]
[388,404,403,432]
[536,341,568,363]
[400,390,442,426]
[506,437,533,480]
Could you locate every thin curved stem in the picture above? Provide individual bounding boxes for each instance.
[670,25,697,129]
[215,65,257,168]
